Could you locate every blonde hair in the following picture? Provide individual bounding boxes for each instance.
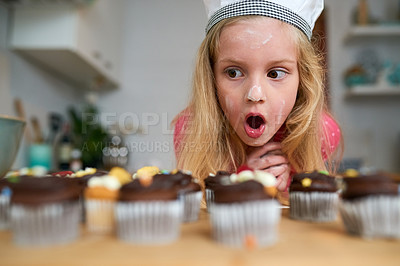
[174,16,341,185]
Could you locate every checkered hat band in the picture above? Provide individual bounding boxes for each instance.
[206,0,312,40]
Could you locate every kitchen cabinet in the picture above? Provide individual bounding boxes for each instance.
[344,25,400,97]
[345,85,400,98]
[9,0,123,90]
[344,24,400,98]
[345,25,400,40]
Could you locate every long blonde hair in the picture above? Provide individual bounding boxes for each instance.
[175,16,341,185]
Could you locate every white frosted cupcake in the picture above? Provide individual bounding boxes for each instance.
[84,167,131,233]
[209,169,281,248]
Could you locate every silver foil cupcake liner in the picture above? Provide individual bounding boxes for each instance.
[209,200,281,248]
[115,200,182,244]
[205,188,214,212]
[0,194,10,230]
[339,195,400,239]
[10,201,80,246]
[290,192,339,222]
[85,199,116,233]
[180,191,202,223]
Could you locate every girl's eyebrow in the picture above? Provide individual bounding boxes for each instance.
[217,57,297,66]
[216,58,244,64]
[268,59,297,66]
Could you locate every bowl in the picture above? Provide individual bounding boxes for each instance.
[0,115,26,178]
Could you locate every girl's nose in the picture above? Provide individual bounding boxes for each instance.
[246,85,266,103]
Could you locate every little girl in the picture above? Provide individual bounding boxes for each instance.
[173,0,341,193]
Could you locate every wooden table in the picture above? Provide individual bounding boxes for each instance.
[1,209,399,266]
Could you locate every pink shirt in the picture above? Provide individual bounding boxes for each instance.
[173,111,341,186]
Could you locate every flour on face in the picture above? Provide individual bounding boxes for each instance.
[275,99,286,127]
[231,27,273,50]
[247,85,264,102]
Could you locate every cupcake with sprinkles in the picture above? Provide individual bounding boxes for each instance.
[204,170,231,209]
[289,170,339,222]
[84,167,131,233]
[52,167,109,223]
[115,167,182,244]
[0,178,13,230]
[154,169,202,222]
[209,166,281,248]
[9,176,82,246]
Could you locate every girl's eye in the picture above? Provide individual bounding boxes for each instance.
[267,70,286,79]
[225,68,243,79]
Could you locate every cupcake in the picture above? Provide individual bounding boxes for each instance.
[84,167,131,233]
[209,169,281,248]
[52,168,109,224]
[339,173,400,239]
[9,176,82,246]
[204,171,230,209]
[289,170,339,222]
[153,170,202,222]
[0,178,12,230]
[115,175,182,244]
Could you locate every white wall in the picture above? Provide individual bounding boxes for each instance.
[0,4,84,169]
[98,0,207,171]
[326,0,400,172]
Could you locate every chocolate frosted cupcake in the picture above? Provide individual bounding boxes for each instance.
[52,168,109,224]
[153,170,202,222]
[9,176,82,246]
[115,176,182,244]
[289,171,338,222]
[0,178,12,230]
[339,173,400,239]
[204,171,231,209]
[209,170,280,248]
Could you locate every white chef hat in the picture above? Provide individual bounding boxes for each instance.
[203,0,324,40]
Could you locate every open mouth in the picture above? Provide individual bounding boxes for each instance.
[246,116,264,129]
[244,114,266,138]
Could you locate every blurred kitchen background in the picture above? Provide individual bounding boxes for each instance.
[0,0,399,173]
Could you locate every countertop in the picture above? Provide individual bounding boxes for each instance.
[1,208,399,266]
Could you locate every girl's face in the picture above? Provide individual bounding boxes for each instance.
[214,17,299,147]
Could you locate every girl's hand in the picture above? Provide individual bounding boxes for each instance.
[245,142,291,191]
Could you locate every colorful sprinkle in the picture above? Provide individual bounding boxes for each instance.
[301,178,312,187]
[7,176,20,183]
[345,169,359,178]
[109,167,132,184]
[171,169,179,175]
[75,167,97,177]
[237,165,253,174]
[136,166,160,178]
[244,235,257,250]
[1,187,12,197]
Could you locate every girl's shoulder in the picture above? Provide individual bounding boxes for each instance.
[321,112,341,159]
[173,108,192,153]
[173,108,191,132]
